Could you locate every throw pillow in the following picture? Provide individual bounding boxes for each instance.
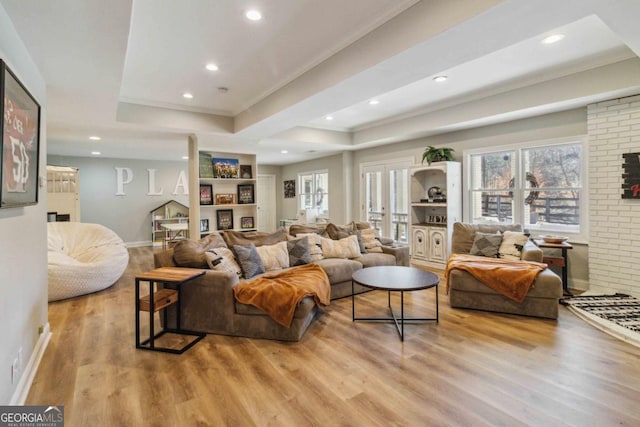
[255,241,289,272]
[498,231,529,260]
[173,232,228,268]
[287,236,313,267]
[233,243,266,279]
[205,247,242,278]
[324,222,355,240]
[469,232,503,257]
[360,228,383,253]
[223,228,288,248]
[297,233,324,261]
[288,224,325,237]
[320,235,361,259]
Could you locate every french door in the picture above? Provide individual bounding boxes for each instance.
[361,159,411,243]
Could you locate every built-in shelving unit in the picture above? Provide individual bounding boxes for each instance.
[409,161,461,269]
[195,150,258,237]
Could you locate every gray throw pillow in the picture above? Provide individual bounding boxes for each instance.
[287,236,313,267]
[469,232,503,258]
[233,243,265,279]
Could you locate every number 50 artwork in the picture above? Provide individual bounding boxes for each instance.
[1,59,41,208]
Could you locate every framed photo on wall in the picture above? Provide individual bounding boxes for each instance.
[199,184,213,205]
[284,180,295,198]
[241,216,254,229]
[216,209,234,230]
[237,184,254,204]
[1,60,41,209]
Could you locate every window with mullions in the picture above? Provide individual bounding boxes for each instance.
[466,140,584,235]
[299,171,328,215]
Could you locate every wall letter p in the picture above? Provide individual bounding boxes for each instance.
[115,167,133,195]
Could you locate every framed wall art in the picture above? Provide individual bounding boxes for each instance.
[1,60,41,208]
[200,218,209,233]
[199,184,213,205]
[237,184,254,204]
[216,209,234,230]
[284,179,295,198]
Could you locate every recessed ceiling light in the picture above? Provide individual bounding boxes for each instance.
[325,115,334,121]
[433,75,448,83]
[182,156,189,160]
[542,34,565,44]
[281,150,288,154]
[183,92,193,99]
[245,9,262,21]
[89,136,101,141]
[368,99,380,105]
[205,63,219,71]
[91,151,101,155]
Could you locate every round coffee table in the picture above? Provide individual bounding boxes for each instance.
[351,266,439,341]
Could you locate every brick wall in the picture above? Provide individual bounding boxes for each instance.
[588,94,640,296]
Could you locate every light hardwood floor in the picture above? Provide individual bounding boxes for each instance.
[28,247,640,426]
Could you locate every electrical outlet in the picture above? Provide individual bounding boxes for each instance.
[11,358,19,384]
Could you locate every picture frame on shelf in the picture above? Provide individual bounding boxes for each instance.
[212,158,239,178]
[237,184,255,204]
[200,218,209,233]
[1,60,41,209]
[216,209,234,230]
[215,193,236,205]
[240,216,254,229]
[284,180,295,198]
[199,184,213,205]
[240,165,252,179]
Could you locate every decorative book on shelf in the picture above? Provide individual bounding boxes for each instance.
[199,152,214,178]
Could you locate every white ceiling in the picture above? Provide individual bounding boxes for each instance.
[2,0,640,165]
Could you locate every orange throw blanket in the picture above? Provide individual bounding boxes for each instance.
[445,254,547,303]
[233,263,331,328]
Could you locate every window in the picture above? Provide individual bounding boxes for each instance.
[299,171,328,216]
[465,138,586,238]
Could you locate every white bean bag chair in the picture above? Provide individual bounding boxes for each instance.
[47,222,129,302]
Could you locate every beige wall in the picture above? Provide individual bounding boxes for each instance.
[0,4,49,404]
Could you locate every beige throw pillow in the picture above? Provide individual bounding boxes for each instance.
[205,247,242,278]
[320,235,361,259]
[498,231,529,260]
[255,241,290,272]
[360,228,383,253]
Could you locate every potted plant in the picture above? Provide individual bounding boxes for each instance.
[421,146,454,165]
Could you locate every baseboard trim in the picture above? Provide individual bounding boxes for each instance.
[10,323,52,405]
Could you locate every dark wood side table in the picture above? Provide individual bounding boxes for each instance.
[135,267,206,354]
[352,266,439,341]
[534,239,573,296]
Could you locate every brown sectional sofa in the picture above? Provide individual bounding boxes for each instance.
[154,224,409,341]
[447,223,563,319]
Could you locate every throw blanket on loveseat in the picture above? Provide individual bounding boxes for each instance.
[445,254,547,303]
[233,263,331,328]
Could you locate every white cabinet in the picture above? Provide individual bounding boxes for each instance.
[409,161,461,269]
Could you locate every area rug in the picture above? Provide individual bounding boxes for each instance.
[560,293,640,348]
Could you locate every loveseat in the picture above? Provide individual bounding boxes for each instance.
[154,224,409,341]
[447,222,562,319]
